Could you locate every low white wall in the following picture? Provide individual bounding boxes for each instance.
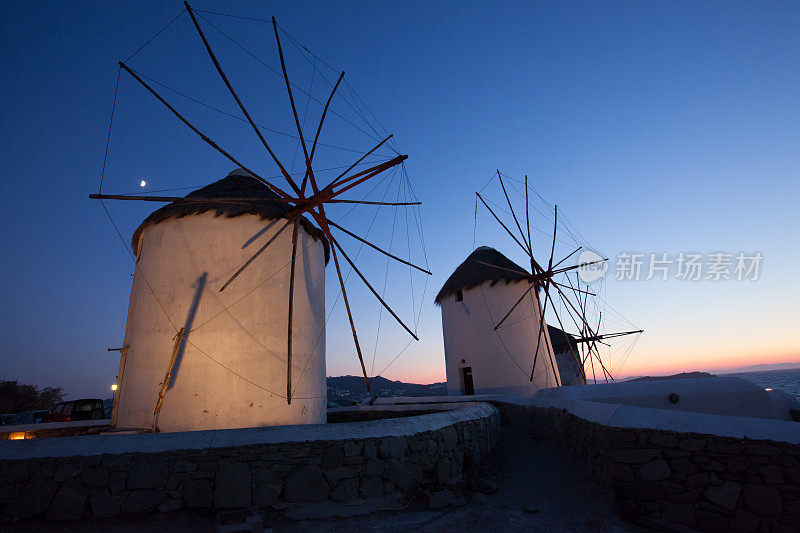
[0,403,497,461]
[538,376,783,420]
[529,395,800,445]
[374,390,800,445]
[0,404,501,521]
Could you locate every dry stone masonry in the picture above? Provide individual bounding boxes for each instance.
[496,401,800,532]
[0,404,499,522]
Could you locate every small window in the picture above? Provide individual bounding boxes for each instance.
[75,401,94,412]
[455,289,463,302]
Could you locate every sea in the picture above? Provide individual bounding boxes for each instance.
[728,368,800,401]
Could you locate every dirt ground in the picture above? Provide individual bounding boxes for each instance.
[8,425,647,532]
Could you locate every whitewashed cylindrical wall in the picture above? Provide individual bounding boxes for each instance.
[440,280,560,396]
[115,212,326,432]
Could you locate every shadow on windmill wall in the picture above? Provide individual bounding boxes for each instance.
[243,219,281,249]
[168,271,207,389]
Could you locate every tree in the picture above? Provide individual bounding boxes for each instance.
[0,380,65,414]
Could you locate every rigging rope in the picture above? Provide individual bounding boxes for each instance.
[477,284,533,380]
[124,8,187,63]
[293,164,403,393]
[371,174,402,376]
[132,69,393,157]
[98,67,121,193]
[194,12,383,145]
[100,6,428,397]
[290,55,316,173]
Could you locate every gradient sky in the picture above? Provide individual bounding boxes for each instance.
[2,1,799,399]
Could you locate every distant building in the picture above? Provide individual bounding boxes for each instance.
[547,325,586,386]
[435,246,561,396]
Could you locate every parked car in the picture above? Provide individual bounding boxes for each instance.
[11,410,50,425]
[0,414,18,426]
[47,399,105,422]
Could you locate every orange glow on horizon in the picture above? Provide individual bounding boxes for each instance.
[377,347,800,384]
[615,349,800,379]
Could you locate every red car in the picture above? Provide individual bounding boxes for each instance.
[46,399,105,422]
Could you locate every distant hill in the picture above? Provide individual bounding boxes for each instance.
[718,362,800,374]
[627,371,715,382]
[327,375,446,403]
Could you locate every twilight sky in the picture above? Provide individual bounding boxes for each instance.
[1,1,799,399]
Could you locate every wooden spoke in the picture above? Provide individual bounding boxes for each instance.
[550,282,601,337]
[332,154,408,197]
[328,235,371,392]
[537,282,561,386]
[304,206,371,391]
[302,71,344,194]
[574,330,644,343]
[475,192,530,258]
[552,280,595,297]
[497,170,530,252]
[525,175,533,269]
[185,4,300,196]
[550,283,614,380]
[548,205,558,271]
[90,193,205,203]
[331,238,419,340]
[549,258,607,277]
[286,218,300,404]
[556,275,594,384]
[585,312,601,380]
[219,219,292,292]
[88,194,418,210]
[272,16,315,195]
[328,135,394,189]
[328,199,420,206]
[326,219,432,275]
[89,193,299,206]
[493,282,536,331]
[473,260,530,277]
[88,194,418,213]
[118,62,292,200]
[530,279,550,381]
[542,284,580,387]
[596,349,612,382]
[552,246,582,269]
[548,266,588,381]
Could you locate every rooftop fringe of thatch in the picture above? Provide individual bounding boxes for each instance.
[434,246,531,305]
[131,169,330,263]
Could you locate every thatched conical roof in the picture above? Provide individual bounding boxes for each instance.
[435,246,530,305]
[132,169,329,263]
[547,325,578,354]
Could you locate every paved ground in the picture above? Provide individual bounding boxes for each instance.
[9,425,645,532]
[286,424,641,532]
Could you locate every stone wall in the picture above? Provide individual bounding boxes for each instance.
[495,402,800,532]
[0,404,499,522]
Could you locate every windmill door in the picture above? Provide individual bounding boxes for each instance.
[461,367,474,395]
